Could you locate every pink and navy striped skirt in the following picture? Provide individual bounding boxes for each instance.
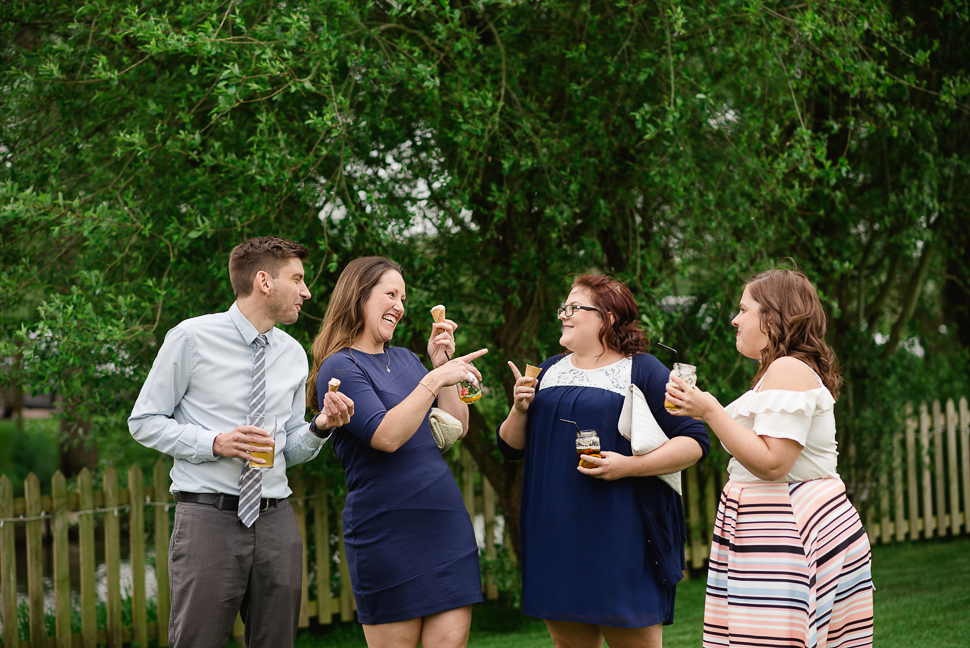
[703,479,874,648]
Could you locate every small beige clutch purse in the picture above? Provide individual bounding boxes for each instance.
[429,407,463,453]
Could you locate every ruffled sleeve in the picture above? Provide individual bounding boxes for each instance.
[728,388,835,447]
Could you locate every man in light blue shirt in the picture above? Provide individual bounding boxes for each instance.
[129,236,353,648]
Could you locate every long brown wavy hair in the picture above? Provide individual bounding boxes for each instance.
[571,274,648,357]
[744,269,842,399]
[306,256,404,411]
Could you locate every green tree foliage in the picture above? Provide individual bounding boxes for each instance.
[2,0,968,553]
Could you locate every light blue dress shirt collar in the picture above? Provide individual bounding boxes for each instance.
[228,302,278,348]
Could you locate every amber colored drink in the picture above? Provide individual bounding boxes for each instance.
[247,414,277,469]
[577,448,602,469]
[575,429,601,468]
[249,445,274,469]
[664,363,697,412]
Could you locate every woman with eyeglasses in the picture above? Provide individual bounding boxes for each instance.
[497,274,710,648]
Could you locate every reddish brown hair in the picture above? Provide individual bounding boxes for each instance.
[571,275,647,357]
[745,269,842,399]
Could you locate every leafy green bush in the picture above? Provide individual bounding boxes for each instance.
[0,417,59,496]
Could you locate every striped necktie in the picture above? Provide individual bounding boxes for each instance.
[238,334,267,527]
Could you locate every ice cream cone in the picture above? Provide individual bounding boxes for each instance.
[430,304,446,324]
[525,364,542,380]
[328,378,341,393]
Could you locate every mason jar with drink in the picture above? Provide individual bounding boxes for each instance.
[663,363,697,412]
[562,419,601,468]
[457,368,483,403]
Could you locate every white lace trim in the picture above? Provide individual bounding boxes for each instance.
[538,355,632,395]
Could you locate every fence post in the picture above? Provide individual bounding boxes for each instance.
[920,402,934,539]
[129,464,148,648]
[893,429,905,543]
[53,471,72,648]
[482,476,498,600]
[878,449,890,544]
[26,471,46,646]
[233,614,245,644]
[947,399,960,536]
[905,403,919,540]
[461,447,474,519]
[292,475,310,628]
[312,475,332,624]
[704,464,718,555]
[686,465,704,569]
[962,398,970,535]
[153,460,171,647]
[104,466,123,648]
[0,475,18,648]
[78,468,97,648]
[933,401,947,532]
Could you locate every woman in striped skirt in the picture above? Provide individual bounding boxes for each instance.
[664,269,874,648]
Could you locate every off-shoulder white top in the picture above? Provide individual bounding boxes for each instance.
[723,365,839,483]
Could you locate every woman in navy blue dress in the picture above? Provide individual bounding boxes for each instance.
[307,256,488,648]
[497,275,709,648]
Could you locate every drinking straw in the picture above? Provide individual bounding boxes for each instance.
[657,343,679,364]
[560,419,582,434]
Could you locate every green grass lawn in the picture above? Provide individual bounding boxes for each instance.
[295,535,970,647]
[870,535,970,648]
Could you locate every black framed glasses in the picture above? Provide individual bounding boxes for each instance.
[557,304,600,318]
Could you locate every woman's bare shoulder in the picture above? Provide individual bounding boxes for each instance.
[761,356,820,392]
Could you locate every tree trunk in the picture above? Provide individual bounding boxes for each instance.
[57,395,98,477]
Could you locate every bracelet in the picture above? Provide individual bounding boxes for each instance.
[418,380,438,399]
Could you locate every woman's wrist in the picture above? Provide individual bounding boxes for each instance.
[419,374,443,398]
[417,380,437,398]
[509,401,529,418]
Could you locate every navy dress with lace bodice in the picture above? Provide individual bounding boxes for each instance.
[497,353,709,627]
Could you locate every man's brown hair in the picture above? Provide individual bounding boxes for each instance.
[228,237,309,298]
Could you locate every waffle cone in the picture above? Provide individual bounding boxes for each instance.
[328,378,341,393]
[524,364,542,380]
[430,304,446,323]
